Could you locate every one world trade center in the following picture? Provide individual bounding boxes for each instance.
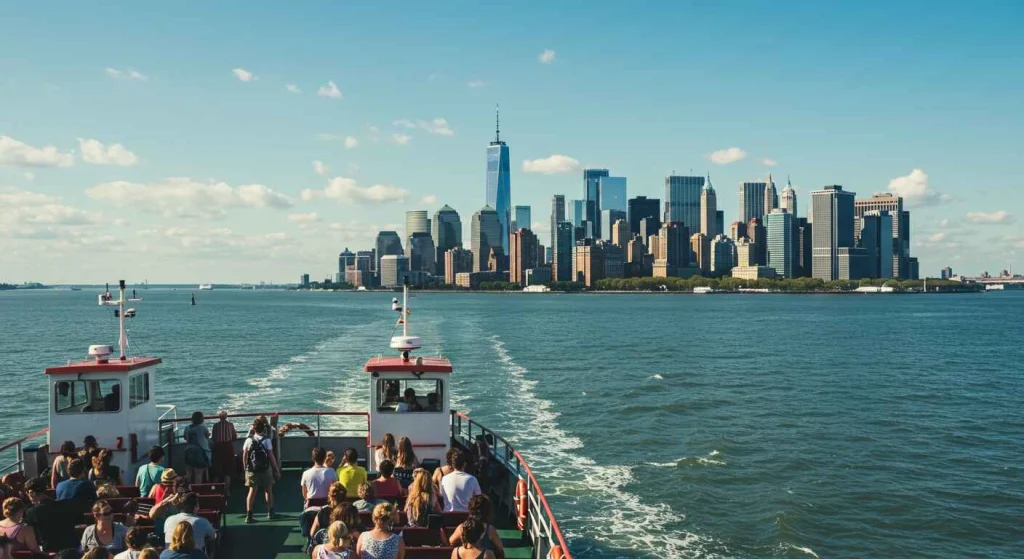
[486,107,511,254]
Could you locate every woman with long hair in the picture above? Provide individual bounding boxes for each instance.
[447,495,504,559]
[355,503,404,559]
[449,519,494,559]
[182,411,211,484]
[0,497,39,554]
[374,434,397,467]
[80,500,128,553]
[158,522,204,559]
[393,438,418,489]
[112,526,147,559]
[310,482,348,540]
[403,469,440,528]
[312,521,351,559]
[432,448,460,493]
[89,449,124,486]
[50,440,77,488]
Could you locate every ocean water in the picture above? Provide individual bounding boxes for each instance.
[1,289,1022,559]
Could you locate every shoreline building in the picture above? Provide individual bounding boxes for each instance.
[710,234,737,277]
[600,209,627,240]
[653,222,690,278]
[432,205,462,275]
[628,196,661,237]
[691,232,711,274]
[553,222,574,282]
[859,210,894,278]
[550,195,565,255]
[374,231,403,281]
[486,108,511,254]
[471,206,502,273]
[509,228,539,286]
[444,248,473,285]
[700,174,717,237]
[407,232,436,275]
[583,169,610,238]
[854,193,908,279]
[665,175,704,234]
[379,255,408,288]
[739,180,767,223]
[811,185,856,281]
[796,218,813,278]
[766,209,795,278]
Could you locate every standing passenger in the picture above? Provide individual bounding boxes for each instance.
[135,446,165,498]
[182,412,211,484]
[210,411,237,496]
[243,420,280,524]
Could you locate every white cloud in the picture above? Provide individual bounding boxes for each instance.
[232,68,256,82]
[392,133,412,146]
[539,49,556,64]
[421,194,437,205]
[418,118,454,136]
[965,210,1014,224]
[300,177,407,205]
[0,136,75,168]
[285,84,301,94]
[522,154,581,175]
[467,81,487,88]
[0,187,103,239]
[288,212,318,223]
[78,138,139,166]
[393,119,416,129]
[761,158,778,167]
[706,147,747,165]
[313,160,330,176]
[887,169,951,206]
[85,178,293,219]
[104,68,147,82]
[344,136,358,149]
[530,221,550,234]
[23,172,35,181]
[317,80,342,99]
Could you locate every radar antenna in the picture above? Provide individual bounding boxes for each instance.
[97,279,143,360]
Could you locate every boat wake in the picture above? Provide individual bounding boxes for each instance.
[489,335,727,559]
[648,373,665,380]
[647,450,726,468]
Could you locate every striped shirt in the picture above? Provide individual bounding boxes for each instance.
[211,419,237,443]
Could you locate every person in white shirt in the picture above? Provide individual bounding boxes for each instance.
[440,450,481,512]
[301,446,338,506]
[163,493,216,551]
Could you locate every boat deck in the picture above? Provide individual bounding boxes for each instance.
[218,468,533,559]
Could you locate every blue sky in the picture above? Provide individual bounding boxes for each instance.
[1,1,1022,283]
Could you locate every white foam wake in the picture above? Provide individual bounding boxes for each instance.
[649,373,665,380]
[489,335,724,559]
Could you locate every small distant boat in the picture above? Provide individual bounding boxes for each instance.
[693,286,714,294]
[198,284,213,291]
[191,293,196,306]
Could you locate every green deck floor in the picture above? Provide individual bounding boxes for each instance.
[217,469,533,559]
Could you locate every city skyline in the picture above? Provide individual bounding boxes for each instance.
[1,3,1022,283]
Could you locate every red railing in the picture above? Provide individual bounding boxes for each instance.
[453,412,573,559]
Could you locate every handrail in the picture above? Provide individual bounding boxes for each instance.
[0,428,49,453]
[453,412,573,559]
[159,411,369,422]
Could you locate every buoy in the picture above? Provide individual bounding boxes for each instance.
[515,478,528,530]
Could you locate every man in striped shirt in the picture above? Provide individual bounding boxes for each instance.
[211,411,238,496]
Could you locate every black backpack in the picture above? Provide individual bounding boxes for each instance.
[246,436,270,473]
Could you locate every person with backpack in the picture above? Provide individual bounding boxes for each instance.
[242,419,280,524]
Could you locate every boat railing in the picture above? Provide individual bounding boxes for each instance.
[158,411,370,467]
[0,427,50,476]
[452,412,573,559]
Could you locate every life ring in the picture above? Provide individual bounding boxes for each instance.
[515,478,528,530]
[548,546,564,559]
[278,422,315,437]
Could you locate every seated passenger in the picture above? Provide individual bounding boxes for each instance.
[352,482,388,513]
[162,493,215,552]
[426,392,440,411]
[335,448,367,498]
[103,385,121,412]
[113,526,147,559]
[0,497,39,555]
[25,476,79,552]
[83,436,99,456]
[371,460,403,500]
[393,437,418,489]
[51,440,77,489]
[448,495,504,559]
[159,522,204,559]
[310,483,360,542]
[80,500,128,553]
[311,521,351,559]
[449,519,495,559]
[56,459,97,504]
[301,447,339,506]
[373,433,397,467]
[355,503,404,559]
[89,449,123,486]
[148,469,178,502]
[404,469,440,528]
[440,451,481,512]
[396,388,423,413]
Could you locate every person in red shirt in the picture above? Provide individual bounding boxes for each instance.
[210,411,238,495]
[371,460,403,500]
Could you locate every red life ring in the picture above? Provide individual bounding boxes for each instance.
[548,546,564,559]
[278,422,315,437]
[515,478,528,530]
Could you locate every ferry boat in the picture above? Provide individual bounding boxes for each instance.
[0,280,571,559]
[198,283,214,291]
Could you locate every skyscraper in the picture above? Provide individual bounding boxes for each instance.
[598,176,627,212]
[796,218,813,278]
[486,108,511,254]
[573,241,605,287]
[406,210,429,239]
[408,232,436,274]
[854,193,907,279]
[691,232,711,274]
[379,255,408,288]
[763,174,778,216]
[811,185,856,281]
[739,181,767,223]
[600,209,626,240]
[735,238,756,267]
[653,222,690,277]
[611,219,630,249]
[583,169,610,238]
[375,231,403,279]
[700,174,717,237]
[513,205,531,231]
[432,205,462,274]
[730,221,747,241]
[766,209,795,278]
[338,248,355,277]
[780,177,797,216]
[664,175,704,231]
[471,206,502,273]
[550,195,565,251]
[567,199,585,228]
[553,222,573,282]
[444,248,473,284]
[710,235,736,276]
[628,196,660,236]
[746,217,766,266]
[715,211,724,236]
[859,210,894,278]
[509,228,539,286]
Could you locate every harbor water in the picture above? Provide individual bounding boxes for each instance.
[1,289,1021,559]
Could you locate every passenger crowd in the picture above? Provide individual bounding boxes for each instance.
[0,412,505,559]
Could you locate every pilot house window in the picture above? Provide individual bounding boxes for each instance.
[129,373,150,409]
[54,379,121,413]
[376,379,443,413]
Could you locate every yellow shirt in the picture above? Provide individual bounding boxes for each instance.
[337,464,367,497]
